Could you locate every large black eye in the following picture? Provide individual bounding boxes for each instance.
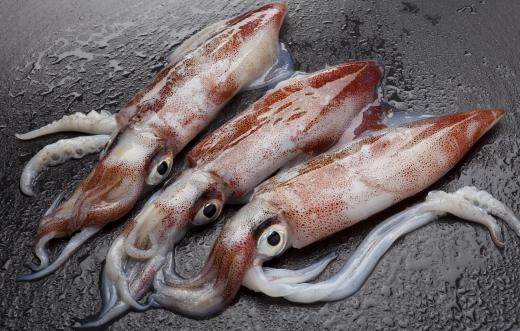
[267,231,281,246]
[202,203,217,218]
[157,161,168,175]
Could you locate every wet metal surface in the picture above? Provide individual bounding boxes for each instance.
[1,0,520,330]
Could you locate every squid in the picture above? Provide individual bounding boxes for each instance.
[85,61,388,327]
[149,109,519,317]
[17,2,292,280]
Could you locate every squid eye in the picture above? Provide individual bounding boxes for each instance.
[193,200,222,226]
[203,203,217,218]
[267,231,281,246]
[157,161,168,175]
[146,153,173,186]
[257,224,287,257]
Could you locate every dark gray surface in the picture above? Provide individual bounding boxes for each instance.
[1,0,519,330]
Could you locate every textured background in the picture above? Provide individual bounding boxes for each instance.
[1,0,519,330]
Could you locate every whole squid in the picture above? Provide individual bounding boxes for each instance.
[89,61,386,326]
[150,109,519,317]
[18,3,291,280]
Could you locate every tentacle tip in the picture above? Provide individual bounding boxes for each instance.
[73,319,109,330]
[491,232,506,249]
[493,237,506,249]
[72,319,107,330]
[15,133,30,140]
[20,186,36,197]
[17,261,45,281]
[16,272,41,282]
[74,301,131,329]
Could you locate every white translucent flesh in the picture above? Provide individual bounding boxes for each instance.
[15,110,116,140]
[243,186,520,303]
[243,43,295,91]
[20,135,110,196]
[262,252,337,284]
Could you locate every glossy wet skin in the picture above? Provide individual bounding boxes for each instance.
[151,109,504,317]
[4,0,520,329]
[26,2,289,278]
[97,61,385,325]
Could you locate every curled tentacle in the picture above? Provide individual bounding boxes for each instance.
[17,226,101,281]
[425,189,506,247]
[23,192,66,271]
[124,228,160,260]
[15,110,116,140]
[20,135,110,196]
[27,232,54,272]
[84,229,176,327]
[453,186,520,236]
[243,187,517,303]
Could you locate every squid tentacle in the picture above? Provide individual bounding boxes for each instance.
[76,275,130,329]
[23,192,66,271]
[160,252,186,286]
[453,186,520,236]
[81,236,172,328]
[243,186,519,303]
[115,273,151,311]
[262,252,337,284]
[15,110,116,140]
[124,227,160,260]
[20,135,110,196]
[17,226,101,281]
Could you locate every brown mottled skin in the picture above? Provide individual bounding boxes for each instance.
[188,61,384,196]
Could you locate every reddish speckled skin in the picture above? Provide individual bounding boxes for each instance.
[188,61,384,196]
[36,3,288,241]
[260,109,505,247]
[104,62,384,312]
[152,109,504,316]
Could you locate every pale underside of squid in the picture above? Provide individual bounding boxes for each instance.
[147,109,519,318]
[17,2,293,281]
[83,60,390,327]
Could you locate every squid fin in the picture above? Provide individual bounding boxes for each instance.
[243,43,295,91]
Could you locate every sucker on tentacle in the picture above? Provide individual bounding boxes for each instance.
[149,109,513,317]
[20,135,110,196]
[92,60,386,326]
[15,110,116,140]
[19,2,291,282]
